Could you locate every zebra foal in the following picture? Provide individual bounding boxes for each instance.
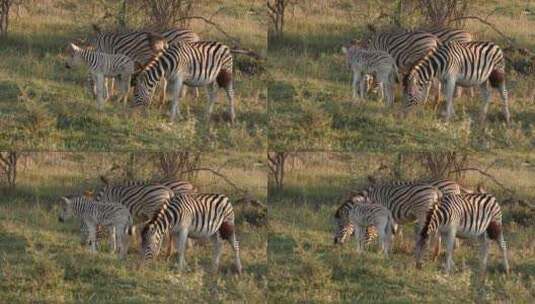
[334,197,396,256]
[404,41,511,125]
[65,43,134,108]
[58,196,133,258]
[416,193,510,274]
[140,193,242,274]
[341,40,398,105]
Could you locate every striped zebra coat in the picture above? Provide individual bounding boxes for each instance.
[94,179,175,221]
[403,41,511,125]
[132,41,236,123]
[87,26,200,101]
[140,193,242,273]
[416,193,510,274]
[59,196,133,257]
[65,43,134,108]
[334,198,396,256]
[342,41,398,105]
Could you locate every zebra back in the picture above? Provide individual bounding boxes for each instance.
[94,182,174,219]
[369,30,440,73]
[427,27,474,44]
[88,27,198,66]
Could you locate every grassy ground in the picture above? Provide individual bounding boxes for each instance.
[268,1,535,152]
[0,152,267,303]
[0,1,267,151]
[268,152,535,303]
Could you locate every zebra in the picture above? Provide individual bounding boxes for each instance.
[139,193,242,274]
[424,28,475,104]
[65,43,135,108]
[131,40,236,123]
[99,176,198,196]
[58,196,133,258]
[341,40,398,105]
[415,193,510,274]
[403,41,511,125]
[88,26,200,100]
[334,198,396,256]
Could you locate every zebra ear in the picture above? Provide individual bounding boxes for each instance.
[367,24,376,33]
[69,43,81,53]
[476,184,487,193]
[341,46,348,54]
[100,175,110,185]
[61,196,71,205]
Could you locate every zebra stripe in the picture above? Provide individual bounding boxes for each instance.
[403,41,511,124]
[334,199,395,256]
[140,193,242,273]
[132,40,235,122]
[369,30,440,74]
[94,181,174,221]
[427,28,474,44]
[416,193,510,273]
[59,196,132,257]
[88,27,200,66]
[66,43,134,107]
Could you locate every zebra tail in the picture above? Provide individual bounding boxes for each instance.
[230,48,262,60]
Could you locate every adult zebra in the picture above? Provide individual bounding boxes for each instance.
[131,40,237,123]
[416,192,510,274]
[139,192,242,274]
[403,41,511,125]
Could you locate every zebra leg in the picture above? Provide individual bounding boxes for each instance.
[433,80,442,111]
[351,71,359,101]
[497,81,511,126]
[358,74,367,101]
[108,77,115,99]
[479,82,491,124]
[168,75,184,122]
[444,229,456,273]
[205,83,218,123]
[354,226,365,253]
[87,223,97,253]
[442,79,457,120]
[431,232,441,262]
[117,75,130,105]
[174,228,189,271]
[224,80,236,124]
[109,226,116,254]
[160,78,168,109]
[228,230,242,274]
[95,74,106,110]
[479,234,490,276]
[496,231,510,274]
[210,234,223,273]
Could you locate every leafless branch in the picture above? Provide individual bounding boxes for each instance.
[448,167,514,195]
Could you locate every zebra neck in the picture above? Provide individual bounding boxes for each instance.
[73,198,96,217]
[79,49,98,69]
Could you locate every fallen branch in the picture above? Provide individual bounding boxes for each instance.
[448,15,516,48]
[177,15,240,45]
[178,167,246,195]
[448,167,514,195]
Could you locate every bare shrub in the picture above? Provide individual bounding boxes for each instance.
[156,151,202,180]
[268,152,290,190]
[138,0,196,28]
[0,151,18,188]
[417,0,469,27]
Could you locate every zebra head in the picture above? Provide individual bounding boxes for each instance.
[403,72,427,108]
[140,224,162,262]
[65,43,84,69]
[132,72,154,108]
[334,199,357,244]
[58,196,74,222]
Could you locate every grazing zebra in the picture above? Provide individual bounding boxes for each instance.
[334,198,396,256]
[140,193,242,274]
[87,26,200,100]
[94,177,175,222]
[416,193,510,274]
[341,40,398,105]
[59,196,133,258]
[132,40,236,123]
[403,41,511,125]
[65,43,135,108]
[349,181,443,249]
